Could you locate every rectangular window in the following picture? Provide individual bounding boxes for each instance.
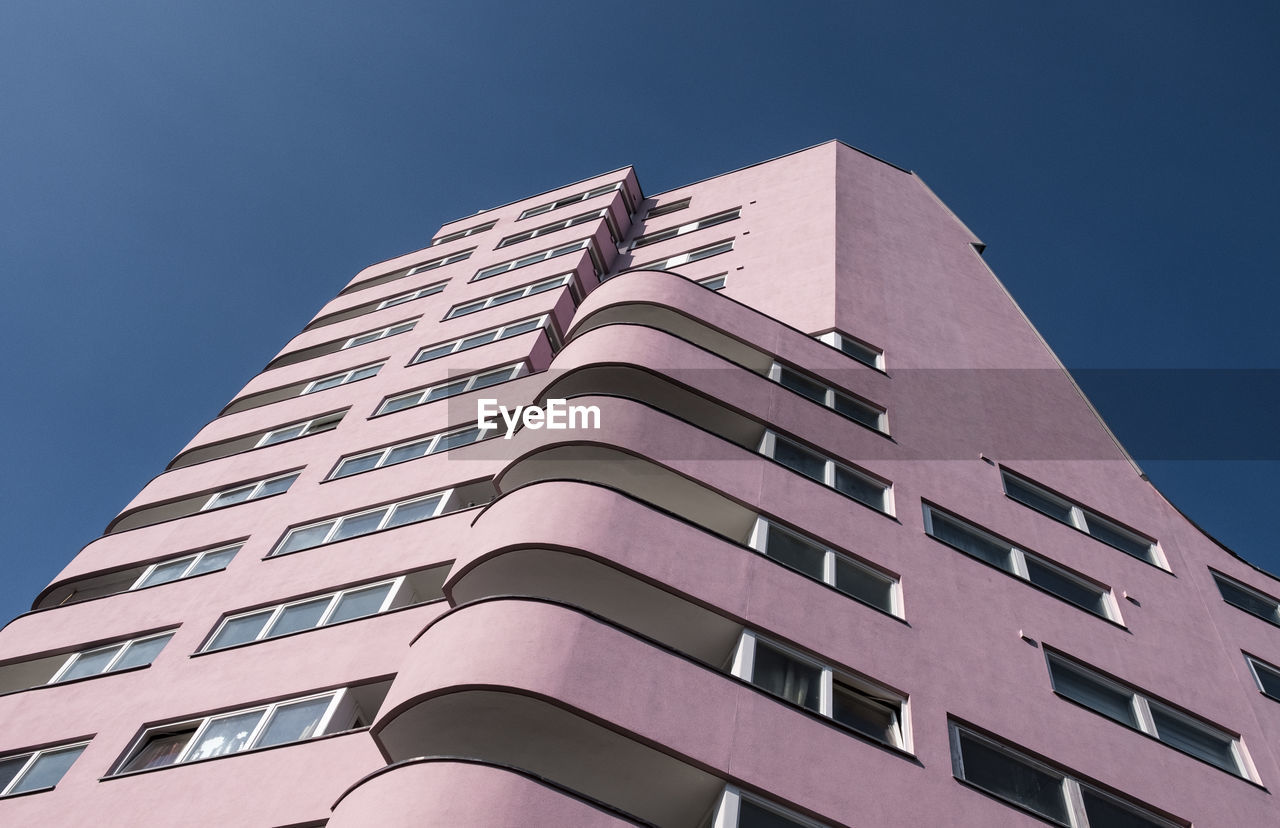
[748,518,899,616]
[376,364,524,416]
[769,363,886,433]
[1002,471,1163,568]
[342,250,472,296]
[497,208,611,248]
[817,331,884,371]
[340,319,417,350]
[132,544,240,591]
[631,239,734,272]
[697,273,727,291]
[406,249,473,276]
[951,723,1186,828]
[1212,572,1280,625]
[331,424,491,479]
[644,197,691,220]
[411,316,552,365]
[302,362,384,395]
[923,504,1119,620]
[201,473,299,512]
[518,181,622,220]
[430,220,496,247]
[271,489,456,557]
[376,281,448,310]
[49,632,174,684]
[731,632,906,750]
[630,207,741,249]
[1246,654,1280,702]
[445,274,575,320]
[256,412,344,448]
[707,787,830,828]
[759,432,892,514]
[472,238,598,282]
[0,743,87,797]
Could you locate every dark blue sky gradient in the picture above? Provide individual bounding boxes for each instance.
[1,1,1278,622]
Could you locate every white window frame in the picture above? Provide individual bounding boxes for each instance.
[632,238,734,272]
[730,631,908,751]
[201,472,299,512]
[708,786,829,828]
[0,743,88,797]
[767,362,887,434]
[301,362,384,395]
[517,181,623,220]
[376,281,448,310]
[817,331,885,371]
[922,504,1122,622]
[430,220,496,246]
[445,273,575,319]
[376,363,526,416]
[747,517,901,617]
[758,431,893,515]
[406,249,472,276]
[130,544,241,591]
[48,632,174,684]
[203,577,410,652]
[255,412,344,449]
[270,488,454,558]
[644,196,691,220]
[1212,572,1280,625]
[497,208,611,248]
[340,319,418,350]
[1001,471,1164,568]
[411,315,552,365]
[331,423,492,480]
[630,207,741,250]
[472,238,597,282]
[697,273,727,290]
[950,723,1185,828]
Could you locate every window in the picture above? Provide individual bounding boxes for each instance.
[116,687,375,774]
[445,274,575,319]
[922,504,1119,621]
[302,362,383,395]
[342,250,472,296]
[203,570,443,652]
[405,250,472,276]
[705,787,829,828]
[951,723,1185,828]
[497,208,610,248]
[340,320,417,350]
[331,424,491,479]
[748,518,899,616]
[730,632,906,749]
[376,281,448,310]
[769,363,886,433]
[133,545,240,590]
[430,220,496,246]
[632,239,734,272]
[411,316,552,365]
[0,743,87,796]
[1246,654,1280,702]
[698,273,727,290]
[631,207,741,249]
[472,238,598,282]
[1046,652,1251,778]
[1212,572,1280,625]
[271,489,455,557]
[49,632,174,684]
[644,197,691,220]
[1002,471,1163,568]
[817,331,884,371]
[256,413,343,448]
[376,364,524,416]
[518,181,623,220]
[759,432,892,514]
[201,473,299,512]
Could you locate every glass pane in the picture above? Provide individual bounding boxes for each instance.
[1024,557,1107,616]
[124,729,196,772]
[457,331,499,351]
[1081,789,1170,828]
[259,425,306,446]
[348,365,381,381]
[386,496,443,528]
[253,474,297,499]
[57,645,124,682]
[333,453,382,478]
[185,711,264,761]
[1048,659,1137,727]
[387,323,416,335]
[380,294,413,308]
[738,799,808,828]
[328,584,394,624]
[1253,660,1280,699]
[347,332,380,347]
[1084,515,1154,562]
[435,427,481,452]
[305,416,342,435]
[307,375,344,393]
[762,524,825,580]
[1149,707,1238,773]
[331,509,389,541]
[208,611,274,650]
[751,641,820,712]
[276,522,335,555]
[770,437,825,482]
[137,557,195,588]
[424,380,469,401]
[1215,578,1278,621]
[838,337,880,367]
[501,319,541,338]
[1004,476,1075,524]
[451,301,485,316]
[188,547,238,577]
[833,394,881,429]
[0,756,29,793]
[527,279,562,294]
[929,513,1013,570]
[469,369,513,390]
[10,746,84,794]
[208,485,255,508]
[414,344,455,363]
[255,697,334,748]
[385,440,432,465]
[833,467,885,510]
[834,557,895,613]
[476,265,507,279]
[265,598,332,638]
[958,733,1069,825]
[380,394,423,414]
[111,634,173,671]
[777,367,826,404]
[515,253,545,267]
[832,682,898,744]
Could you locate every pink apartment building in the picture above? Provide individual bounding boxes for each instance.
[2,141,1279,827]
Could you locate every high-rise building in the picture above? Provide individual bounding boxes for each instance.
[2,141,1278,827]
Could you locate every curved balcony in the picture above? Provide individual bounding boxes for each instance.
[329,758,643,827]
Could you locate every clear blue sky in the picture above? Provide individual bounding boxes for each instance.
[1,1,1277,623]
